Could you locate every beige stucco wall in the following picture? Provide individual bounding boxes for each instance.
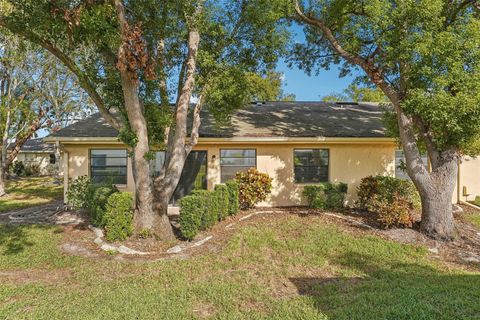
[458,156,480,202]
[61,140,396,207]
[198,143,395,207]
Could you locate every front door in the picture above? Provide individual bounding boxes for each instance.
[170,151,207,204]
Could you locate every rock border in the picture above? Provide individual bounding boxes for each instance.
[88,225,150,255]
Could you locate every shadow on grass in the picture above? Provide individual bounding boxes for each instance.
[289,252,480,319]
[0,224,59,255]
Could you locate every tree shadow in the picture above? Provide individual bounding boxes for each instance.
[0,224,58,255]
[289,252,480,319]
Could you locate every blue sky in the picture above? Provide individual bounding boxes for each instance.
[277,24,358,101]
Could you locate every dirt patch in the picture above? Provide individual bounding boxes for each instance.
[192,301,217,319]
[0,268,72,285]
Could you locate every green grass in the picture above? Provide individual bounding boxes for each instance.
[0,214,479,319]
[0,177,63,213]
[464,212,480,230]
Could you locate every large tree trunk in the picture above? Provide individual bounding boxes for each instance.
[417,154,458,240]
[114,0,174,240]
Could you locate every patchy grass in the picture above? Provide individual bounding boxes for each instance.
[0,213,479,319]
[0,177,63,213]
[464,212,480,230]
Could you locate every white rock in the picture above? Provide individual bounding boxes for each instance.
[428,247,439,254]
[88,225,104,238]
[94,237,103,245]
[192,236,213,247]
[452,204,463,214]
[118,245,149,255]
[100,243,117,252]
[166,245,183,254]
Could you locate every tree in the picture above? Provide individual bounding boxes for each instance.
[291,0,480,240]
[0,32,93,196]
[246,71,296,102]
[0,0,288,238]
[321,84,387,103]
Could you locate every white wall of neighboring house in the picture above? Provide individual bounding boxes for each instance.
[13,152,63,176]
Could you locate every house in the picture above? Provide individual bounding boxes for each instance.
[9,138,62,176]
[43,101,480,207]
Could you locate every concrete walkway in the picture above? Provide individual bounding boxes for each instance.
[0,202,85,225]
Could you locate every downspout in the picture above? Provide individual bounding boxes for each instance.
[457,158,461,204]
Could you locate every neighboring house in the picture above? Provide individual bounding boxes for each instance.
[43,101,480,206]
[8,138,62,176]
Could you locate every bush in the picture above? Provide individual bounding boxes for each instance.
[225,180,240,215]
[25,163,41,176]
[214,184,229,220]
[103,192,134,241]
[357,175,420,228]
[179,194,204,240]
[12,161,25,176]
[67,176,90,209]
[86,183,119,227]
[179,184,236,240]
[235,168,272,210]
[303,182,348,210]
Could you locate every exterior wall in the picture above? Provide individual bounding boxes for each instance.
[63,144,135,201]
[14,152,62,176]
[61,141,396,207]
[458,156,480,203]
[197,143,396,207]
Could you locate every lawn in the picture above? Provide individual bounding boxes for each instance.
[0,177,63,213]
[464,212,480,230]
[1,213,479,319]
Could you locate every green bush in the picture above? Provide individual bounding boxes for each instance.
[179,194,203,240]
[179,185,235,240]
[303,183,348,210]
[67,176,90,209]
[357,175,420,228]
[225,180,240,215]
[103,192,134,241]
[86,183,119,227]
[12,161,26,176]
[214,184,229,220]
[235,168,272,210]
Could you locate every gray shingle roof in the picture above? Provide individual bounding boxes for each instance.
[49,101,388,139]
[8,138,54,152]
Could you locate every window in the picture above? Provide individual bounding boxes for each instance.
[395,150,429,180]
[150,151,166,177]
[220,149,256,182]
[294,149,329,183]
[49,154,56,164]
[90,149,127,184]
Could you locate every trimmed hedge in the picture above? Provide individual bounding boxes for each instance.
[357,175,420,228]
[179,180,240,240]
[303,182,348,210]
[104,192,134,241]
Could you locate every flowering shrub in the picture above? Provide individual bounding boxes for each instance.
[235,168,272,210]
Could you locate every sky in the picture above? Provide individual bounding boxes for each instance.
[276,24,359,101]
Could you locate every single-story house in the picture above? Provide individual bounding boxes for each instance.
[43,101,480,207]
[9,138,62,176]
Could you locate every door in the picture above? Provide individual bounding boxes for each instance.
[170,151,208,204]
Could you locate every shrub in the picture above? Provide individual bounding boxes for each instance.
[235,168,272,210]
[214,184,229,220]
[303,182,348,210]
[103,192,134,241]
[179,194,203,240]
[179,185,234,240]
[12,161,25,176]
[225,180,240,215]
[25,163,41,176]
[67,176,91,209]
[86,183,119,227]
[357,175,420,228]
